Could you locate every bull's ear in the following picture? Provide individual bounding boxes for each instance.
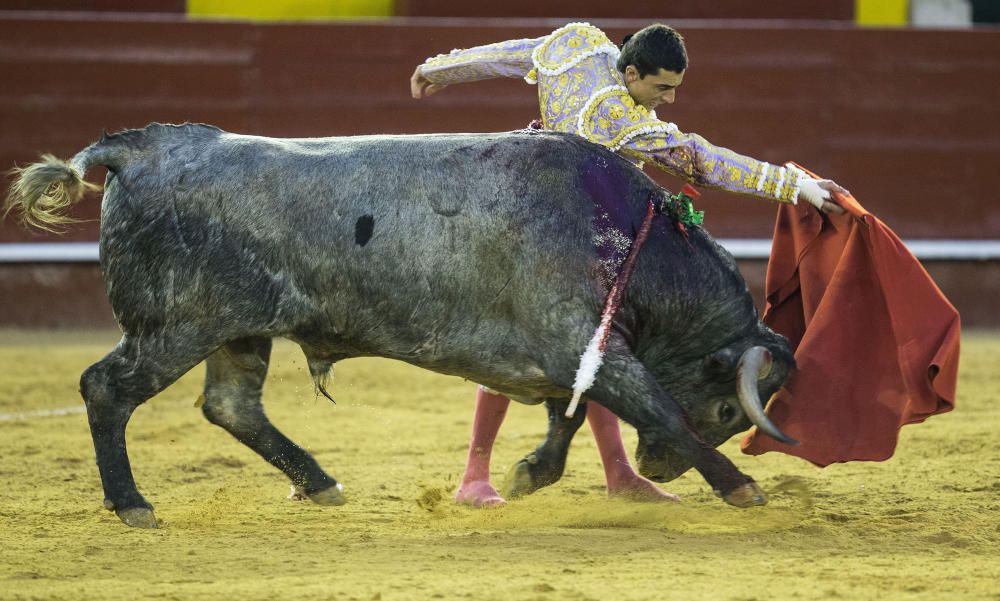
[703,347,740,378]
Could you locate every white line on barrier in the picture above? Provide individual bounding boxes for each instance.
[717,239,1000,260]
[1,240,1000,263]
[0,243,98,262]
[0,405,86,422]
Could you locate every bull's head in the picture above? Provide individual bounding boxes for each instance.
[637,341,795,482]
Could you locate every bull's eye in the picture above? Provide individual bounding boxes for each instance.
[717,402,736,423]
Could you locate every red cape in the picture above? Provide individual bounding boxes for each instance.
[740,166,960,466]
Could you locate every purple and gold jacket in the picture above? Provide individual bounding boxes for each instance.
[420,22,804,204]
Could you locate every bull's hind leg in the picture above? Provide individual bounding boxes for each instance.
[501,399,586,499]
[80,333,222,528]
[201,337,344,506]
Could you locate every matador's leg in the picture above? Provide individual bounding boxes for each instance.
[455,386,510,507]
[587,402,679,502]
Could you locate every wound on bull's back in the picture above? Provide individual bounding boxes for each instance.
[355,215,374,246]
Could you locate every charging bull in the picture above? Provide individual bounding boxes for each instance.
[5,124,796,528]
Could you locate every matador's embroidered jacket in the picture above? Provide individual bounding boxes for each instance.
[419,22,804,204]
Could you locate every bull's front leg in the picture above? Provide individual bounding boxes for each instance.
[501,399,587,499]
[588,348,766,508]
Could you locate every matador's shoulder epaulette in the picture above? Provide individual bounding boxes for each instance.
[526,22,619,84]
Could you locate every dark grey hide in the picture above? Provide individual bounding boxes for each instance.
[42,124,794,526]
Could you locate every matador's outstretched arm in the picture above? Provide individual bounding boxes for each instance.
[411,37,544,98]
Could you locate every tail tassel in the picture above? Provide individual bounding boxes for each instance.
[4,154,100,233]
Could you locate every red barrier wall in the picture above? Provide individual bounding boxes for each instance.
[396,1,855,20]
[2,14,998,243]
[0,1,854,19]
[0,1,184,11]
[1,13,997,326]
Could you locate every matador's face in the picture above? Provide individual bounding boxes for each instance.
[624,66,685,111]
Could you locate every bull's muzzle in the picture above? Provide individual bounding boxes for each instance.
[635,441,691,483]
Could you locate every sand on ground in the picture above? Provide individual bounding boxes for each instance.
[0,330,997,601]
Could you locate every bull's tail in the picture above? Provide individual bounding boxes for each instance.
[4,135,128,233]
[4,154,100,233]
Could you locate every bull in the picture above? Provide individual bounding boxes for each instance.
[5,123,796,529]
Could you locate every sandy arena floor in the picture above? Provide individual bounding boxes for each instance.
[0,329,997,601]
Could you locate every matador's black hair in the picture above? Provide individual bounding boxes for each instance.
[617,24,688,76]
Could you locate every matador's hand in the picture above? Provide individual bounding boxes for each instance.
[410,66,448,99]
[798,177,849,215]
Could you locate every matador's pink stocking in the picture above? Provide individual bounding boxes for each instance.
[455,388,677,505]
[586,401,680,502]
[454,386,510,507]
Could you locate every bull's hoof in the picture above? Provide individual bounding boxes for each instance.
[720,482,767,508]
[308,482,347,506]
[500,457,540,499]
[116,507,159,529]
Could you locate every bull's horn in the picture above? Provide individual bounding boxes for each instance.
[737,346,798,446]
